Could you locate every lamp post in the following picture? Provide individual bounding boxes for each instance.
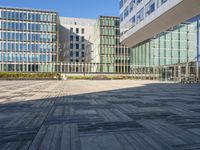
[34,39,36,73]
[196,19,200,81]
[193,20,200,81]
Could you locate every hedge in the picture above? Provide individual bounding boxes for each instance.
[66,75,136,80]
[0,72,60,80]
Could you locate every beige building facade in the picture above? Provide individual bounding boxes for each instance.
[59,17,96,64]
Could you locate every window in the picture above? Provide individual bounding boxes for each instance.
[81,44,85,50]
[136,8,144,24]
[76,36,79,42]
[53,25,56,32]
[15,12,19,20]
[70,44,73,49]
[81,36,84,42]
[136,0,142,5]
[120,0,124,9]
[12,12,16,20]
[28,13,32,20]
[22,13,27,20]
[36,14,40,21]
[42,55,46,62]
[76,52,79,57]
[52,35,56,42]
[129,1,134,13]
[70,28,73,32]
[70,51,73,57]
[124,6,129,19]
[81,28,84,34]
[146,0,155,16]
[76,44,79,49]
[70,35,73,41]
[76,28,79,33]
[124,0,128,5]
[52,15,56,22]
[130,16,136,27]
[16,43,19,51]
[157,0,167,7]
[7,12,11,19]
[120,13,123,22]
[81,52,84,57]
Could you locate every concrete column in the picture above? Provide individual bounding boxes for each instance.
[196,19,200,80]
[178,65,181,82]
[174,66,176,81]
[165,66,167,81]
[197,62,199,80]
[186,63,189,78]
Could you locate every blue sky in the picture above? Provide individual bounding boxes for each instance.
[0,0,119,19]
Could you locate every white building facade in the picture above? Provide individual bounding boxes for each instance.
[120,0,200,47]
[120,0,200,81]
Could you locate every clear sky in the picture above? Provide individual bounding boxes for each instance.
[0,0,119,19]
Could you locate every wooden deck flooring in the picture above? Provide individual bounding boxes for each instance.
[0,80,200,150]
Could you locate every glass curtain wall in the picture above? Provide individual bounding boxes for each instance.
[96,16,130,73]
[130,21,197,81]
[0,7,58,72]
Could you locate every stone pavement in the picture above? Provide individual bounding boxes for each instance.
[0,80,200,150]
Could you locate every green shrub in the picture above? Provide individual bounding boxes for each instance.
[0,73,138,80]
[67,75,93,80]
[0,72,61,80]
[66,75,137,80]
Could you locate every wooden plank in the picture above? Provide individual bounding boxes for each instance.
[0,141,31,150]
[29,124,81,150]
[81,134,124,150]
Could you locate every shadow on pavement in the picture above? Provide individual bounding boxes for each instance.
[0,83,200,150]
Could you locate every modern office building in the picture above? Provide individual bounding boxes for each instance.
[120,0,200,47]
[58,16,130,74]
[130,19,198,81]
[93,16,130,73]
[0,6,59,72]
[0,6,131,74]
[120,0,200,81]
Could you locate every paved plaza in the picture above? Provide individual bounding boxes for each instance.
[0,80,200,150]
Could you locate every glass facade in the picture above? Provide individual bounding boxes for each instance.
[130,20,199,81]
[93,16,130,73]
[0,7,58,72]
